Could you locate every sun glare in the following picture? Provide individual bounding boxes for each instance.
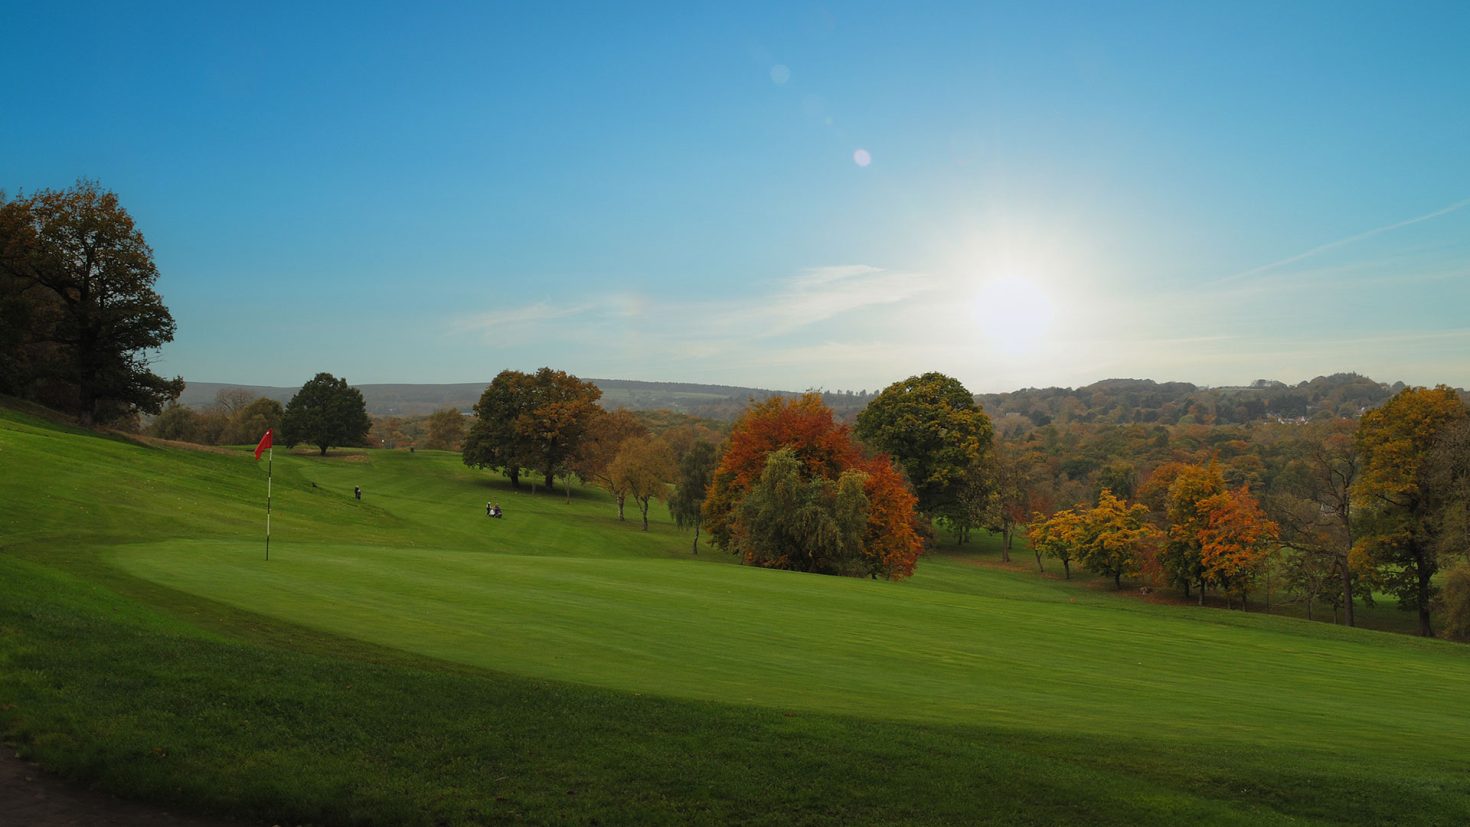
[973,276,1055,354]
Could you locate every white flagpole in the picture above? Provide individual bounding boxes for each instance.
[266,443,273,561]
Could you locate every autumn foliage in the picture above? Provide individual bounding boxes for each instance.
[703,394,924,579]
[1197,485,1279,607]
[1029,490,1158,588]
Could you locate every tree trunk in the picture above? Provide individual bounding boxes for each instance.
[1062,559,1070,579]
[318,444,328,456]
[1113,571,1121,590]
[1033,551,1044,573]
[616,493,626,521]
[508,469,521,489]
[1340,560,1355,627]
[1306,598,1314,622]
[1198,579,1205,606]
[565,477,571,503]
[692,520,700,554]
[640,498,650,531]
[1416,550,1434,637]
[1001,527,1011,562]
[545,471,555,490]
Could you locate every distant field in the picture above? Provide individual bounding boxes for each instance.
[2,405,1469,825]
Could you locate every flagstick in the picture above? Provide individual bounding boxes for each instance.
[266,444,273,561]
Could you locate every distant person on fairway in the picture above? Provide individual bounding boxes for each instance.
[354,485,362,501]
[486,500,493,517]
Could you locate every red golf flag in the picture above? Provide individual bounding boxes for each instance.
[254,428,273,460]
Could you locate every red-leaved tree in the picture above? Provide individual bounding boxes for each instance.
[703,394,924,579]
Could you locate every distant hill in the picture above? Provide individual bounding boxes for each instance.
[182,373,1460,425]
[179,378,818,419]
[975,373,1419,429]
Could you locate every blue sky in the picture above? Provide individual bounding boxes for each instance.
[3,1,1468,393]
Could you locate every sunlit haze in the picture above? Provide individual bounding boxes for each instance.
[3,2,1467,392]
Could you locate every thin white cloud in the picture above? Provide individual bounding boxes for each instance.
[1216,196,1470,285]
[452,301,594,340]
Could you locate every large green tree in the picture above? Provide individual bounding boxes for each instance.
[0,180,182,422]
[281,373,371,456]
[734,449,871,576]
[855,372,994,523]
[462,368,602,490]
[463,370,537,487]
[1352,386,1470,637]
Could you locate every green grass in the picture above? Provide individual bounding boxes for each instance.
[3,405,1470,824]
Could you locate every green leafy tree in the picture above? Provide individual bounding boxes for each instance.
[463,370,537,487]
[0,180,182,422]
[1270,419,1361,625]
[1353,386,1470,636]
[668,441,717,553]
[281,373,371,456]
[734,449,871,576]
[855,372,995,523]
[463,368,602,491]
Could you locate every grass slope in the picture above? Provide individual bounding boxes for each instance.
[2,406,1469,825]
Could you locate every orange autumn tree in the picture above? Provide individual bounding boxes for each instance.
[1161,460,1228,603]
[703,394,924,579]
[1197,485,1279,610]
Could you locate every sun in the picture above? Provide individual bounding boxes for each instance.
[972,276,1055,354]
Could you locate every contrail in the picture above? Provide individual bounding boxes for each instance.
[1218,196,1470,284]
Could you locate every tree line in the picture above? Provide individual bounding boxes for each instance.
[1007,387,1470,639]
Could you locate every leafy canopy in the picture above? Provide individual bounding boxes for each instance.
[1352,385,1469,635]
[855,372,994,521]
[704,394,923,579]
[462,367,602,489]
[282,373,371,456]
[0,179,182,422]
